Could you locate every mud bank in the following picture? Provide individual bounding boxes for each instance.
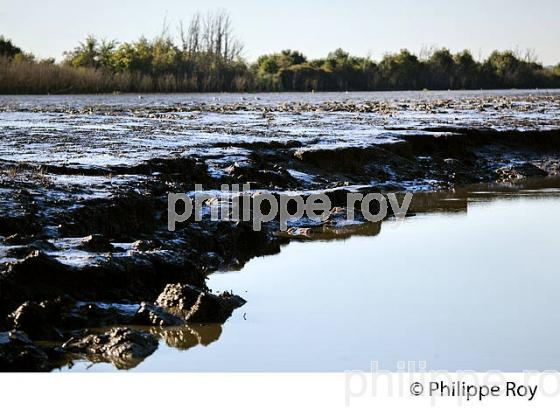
[1,92,560,370]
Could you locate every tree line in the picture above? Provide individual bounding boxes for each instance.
[1,11,560,93]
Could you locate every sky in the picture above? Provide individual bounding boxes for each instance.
[2,0,559,65]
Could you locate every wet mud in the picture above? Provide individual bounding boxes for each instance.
[1,91,560,370]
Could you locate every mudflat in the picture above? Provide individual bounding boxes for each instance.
[1,90,560,371]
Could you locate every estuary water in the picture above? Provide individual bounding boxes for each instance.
[61,183,560,372]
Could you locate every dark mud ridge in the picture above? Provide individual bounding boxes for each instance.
[2,101,560,370]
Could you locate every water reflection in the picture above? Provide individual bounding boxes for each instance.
[61,177,560,372]
[151,324,223,350]
[62,324,223,370]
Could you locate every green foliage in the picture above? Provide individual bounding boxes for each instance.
[256,50,307,74]
[486,50,519,78]
[2,19,560,94]
[64,35,99,68]
[426,48,454,89]
[378,50,422,90]
[57,10,249,92]
[454,50,479,89]
[254,50,308,90]
[0,36,22,58]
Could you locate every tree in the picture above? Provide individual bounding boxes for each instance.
[182,10,244,61]
[321,49,377,90]
[326,48,350,65]
[379,49,422,90]
[427,48,455,89]
[256,50,306,73]
[454,50,479,89]
[152,37,179,74]
[486,50,520,78]
[64,35,100,68]
[256,55,280,75]
[484,50,546,87]
[0,36,22,58]
[98,39,118,70]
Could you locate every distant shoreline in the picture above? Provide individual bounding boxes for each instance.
[2,10,560,94]
[1,88,560,97]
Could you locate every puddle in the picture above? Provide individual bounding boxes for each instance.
[60,188,560,372]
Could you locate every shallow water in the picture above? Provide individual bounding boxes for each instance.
[60,187,560,372]
[1,89,558,108]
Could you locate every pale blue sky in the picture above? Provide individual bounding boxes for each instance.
[2,0,559,65]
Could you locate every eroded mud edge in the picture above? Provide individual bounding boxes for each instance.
[1,127,560,371]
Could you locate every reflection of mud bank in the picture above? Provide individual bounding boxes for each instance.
[2,94,560,371]
[60,324,223,371]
